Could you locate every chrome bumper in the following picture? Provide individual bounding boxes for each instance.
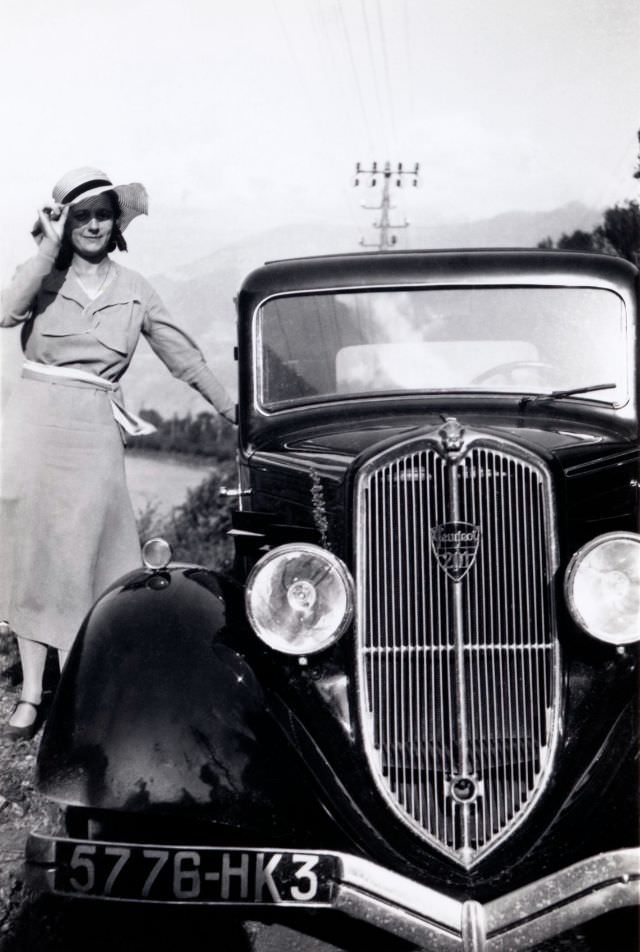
[26,835,640,952]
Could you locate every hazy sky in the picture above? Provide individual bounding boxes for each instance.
[1,0,638,276]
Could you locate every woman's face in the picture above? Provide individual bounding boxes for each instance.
[67,194,115,260]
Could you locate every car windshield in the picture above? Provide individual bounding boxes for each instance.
[257,286,629,410]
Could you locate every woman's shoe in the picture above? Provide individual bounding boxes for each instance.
[5,699,43,741]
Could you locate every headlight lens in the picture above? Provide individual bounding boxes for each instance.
[246,544,354,655]
[565,532,640,644]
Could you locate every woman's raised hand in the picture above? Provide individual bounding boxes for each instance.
[37,203,69,244]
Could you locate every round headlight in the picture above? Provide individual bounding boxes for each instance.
[246,543,354,655]
[565,532,640,645]
[142,537,173,570]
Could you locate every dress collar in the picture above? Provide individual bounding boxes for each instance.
[41,261,138,308]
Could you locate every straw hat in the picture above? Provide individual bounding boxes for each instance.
[33,166,148,237]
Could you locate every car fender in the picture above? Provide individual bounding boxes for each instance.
[36,565,304,829]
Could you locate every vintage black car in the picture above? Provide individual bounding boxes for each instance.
[27,250,639,951]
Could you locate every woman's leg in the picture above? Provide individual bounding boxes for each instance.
[8,637,47,728]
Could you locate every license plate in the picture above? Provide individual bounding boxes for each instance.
[54,842,338,904]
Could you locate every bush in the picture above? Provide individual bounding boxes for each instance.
[137,461,237,570]
[129,411,236,461]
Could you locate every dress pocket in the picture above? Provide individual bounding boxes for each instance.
[38,310,89,337]
[91,320,130,355]
[91,301,139,356]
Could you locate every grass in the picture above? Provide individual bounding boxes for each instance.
[0,638,64,947]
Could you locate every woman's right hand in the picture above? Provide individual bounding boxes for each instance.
[36,203,69,244]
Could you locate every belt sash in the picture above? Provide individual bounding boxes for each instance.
[21,360,157,436]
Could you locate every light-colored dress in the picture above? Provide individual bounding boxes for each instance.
[0,238,234,649]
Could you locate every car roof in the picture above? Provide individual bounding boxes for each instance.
[237,248,638,301]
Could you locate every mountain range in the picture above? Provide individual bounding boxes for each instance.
[0,201,604,418]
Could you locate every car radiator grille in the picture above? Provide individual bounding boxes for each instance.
[355,433,559,867]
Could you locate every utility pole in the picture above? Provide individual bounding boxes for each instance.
[354,161,420,251]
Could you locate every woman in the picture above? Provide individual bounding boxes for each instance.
[0,167,235,739]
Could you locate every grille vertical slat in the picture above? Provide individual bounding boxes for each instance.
[357,436,558,866]
[412,467,421,819]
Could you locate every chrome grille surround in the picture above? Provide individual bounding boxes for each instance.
[355,422,561,868]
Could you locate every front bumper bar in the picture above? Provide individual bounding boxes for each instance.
[26,835,640,952]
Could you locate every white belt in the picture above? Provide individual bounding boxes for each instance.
[21,360,157,436]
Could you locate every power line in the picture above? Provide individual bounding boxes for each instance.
[311,2,375,230]
[270,0,364,234]
[360,0,388,142]
[375,0,399,152]
[337,0,377,154]
[403,0,416,118]
[313,1,380,161]
[271,0,318,117]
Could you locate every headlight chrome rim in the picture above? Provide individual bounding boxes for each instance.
[246,543,355,655]
[564,531,640,645]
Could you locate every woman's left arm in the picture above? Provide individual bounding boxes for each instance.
[142,285,236,423]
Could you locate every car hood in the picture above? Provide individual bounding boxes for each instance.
[269,414,637,475]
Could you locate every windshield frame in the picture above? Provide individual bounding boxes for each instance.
[251,280,634,417]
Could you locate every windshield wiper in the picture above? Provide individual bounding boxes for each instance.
[520,383,617,408]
